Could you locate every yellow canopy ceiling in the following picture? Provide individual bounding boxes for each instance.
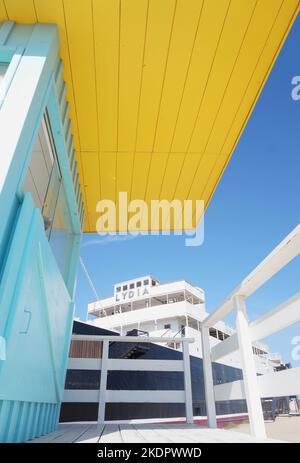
[1,0,299,232]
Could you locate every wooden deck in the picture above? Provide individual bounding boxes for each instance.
[28,422,284,443]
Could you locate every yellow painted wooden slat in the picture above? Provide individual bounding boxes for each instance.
[174,153,203,199]
[0,1,8,20]
[135,0,176,152]
[116,152,134,199]
[87,212,101,233]
[205,0,284,155]
[115,153,134,232]
[221,0,300,155]
[118,0,148,151]
[77,152,90,231]
[159,154,185,200]
[154,0,204,153]
[170,0,230,153]
[99,152,116,203]
[63,0,98,151]
[93,0,119,152]
[4,0,36,22]
[130,153,151,201]
[188,154,218,201]
[173,154,219,230]
[139,153,168,232]
[81,152,100,214]
[76,156,84,187]
[144,153,169,202]
[34,0,80,152]
[201,154,230,207]
[83,214,89,232]
[189,0,257,153]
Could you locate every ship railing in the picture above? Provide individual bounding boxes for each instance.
[201,224,300,439]
[67,334,195,424]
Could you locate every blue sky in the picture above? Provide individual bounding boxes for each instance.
[75,15,300,365]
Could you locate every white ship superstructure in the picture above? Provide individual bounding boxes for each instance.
[88,276,282,374]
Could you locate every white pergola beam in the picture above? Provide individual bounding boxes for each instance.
[234,296,266,438]
[250,292,300,341]
[214,366,300,401]
[203,225,300,328]
[211,333,239,362]
[211,292,300,361]
[201,326,217,428]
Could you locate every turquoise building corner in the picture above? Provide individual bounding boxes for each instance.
[0,21,83,443]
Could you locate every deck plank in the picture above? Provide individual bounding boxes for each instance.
[100,424,123,443]
[28,424,86,443]
[156,423,208,443]
[47,424,91,443]
[119,424,148,443]
[74,424,105,443]
[28,422,283,443]
[156,424,225,443]
[131,424,174,443]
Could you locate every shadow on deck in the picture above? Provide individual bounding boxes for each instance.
[28,422,285,443]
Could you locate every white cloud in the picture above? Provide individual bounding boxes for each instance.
[82,234,138,247]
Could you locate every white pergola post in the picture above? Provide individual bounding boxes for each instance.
[182,340,193,424]
[98,339,109,423]
[234,295,266,438]
[201,325,217,428]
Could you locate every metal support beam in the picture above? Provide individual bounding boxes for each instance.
[182,341,193,424]
[98,339,109,423]
[234,295,266,438]
[201,325,217,428]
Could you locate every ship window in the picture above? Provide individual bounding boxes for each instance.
[123,285,128,290]
[185,291,194,303]
[218,331,225,341]
[151,295,167,307]
[209,328,218,339]
[132,299,148,310]
[23,117,56,215]
[168,292,184,303]
[116,286,121,292]
[143,279,149,285]
[164,324,171,329]
[152,280,156,286]
[137,281,142,287]
[129,283,134,289]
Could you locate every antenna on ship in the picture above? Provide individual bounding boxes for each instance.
[79,256,100,321]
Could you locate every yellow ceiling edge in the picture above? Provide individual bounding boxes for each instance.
[191,4,300,231]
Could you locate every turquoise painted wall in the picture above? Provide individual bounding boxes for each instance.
[0,21,83,442]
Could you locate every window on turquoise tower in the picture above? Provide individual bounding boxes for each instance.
[23,112,73,281]
[0,62,8,85]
